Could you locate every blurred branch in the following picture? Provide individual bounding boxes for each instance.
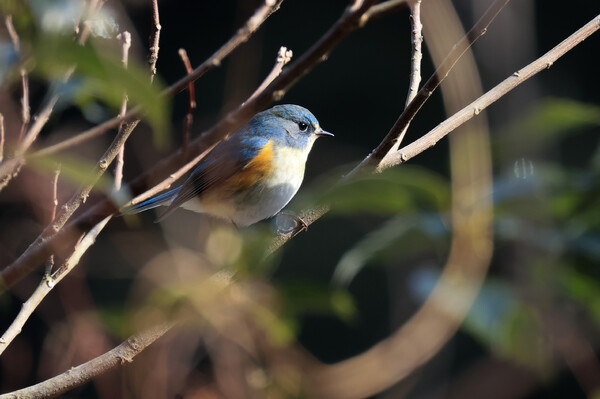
[0,113,4,163]
[177,48,196,152]
[148,0,161,83]
[363,0,409,22]
[0,217,110,357]
[0,320,173,399]
[380,13,600,170]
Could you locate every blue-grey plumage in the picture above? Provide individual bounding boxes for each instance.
[122,105,332,226]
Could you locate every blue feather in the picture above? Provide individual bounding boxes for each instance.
[121,187,181,214]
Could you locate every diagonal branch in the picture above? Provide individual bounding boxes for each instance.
[0,321,173,399]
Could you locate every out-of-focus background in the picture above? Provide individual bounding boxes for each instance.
[1,0,600,398]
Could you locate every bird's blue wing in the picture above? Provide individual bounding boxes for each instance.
[155,134,269,221]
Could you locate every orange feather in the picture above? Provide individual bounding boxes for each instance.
[224,140,274,192]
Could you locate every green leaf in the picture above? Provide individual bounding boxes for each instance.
[32,35,170,148]
[497,97,600,155]
[277,281,356,321]
[304,166,449,216]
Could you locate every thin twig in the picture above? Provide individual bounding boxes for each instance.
[114,31,132,192]
[18,69,31,143]
[245,46,293,104]
[390,0,422,151]
[380,14,600,169]
[178,48,196,152]
[125,142,218,207]
[148,0,161,83]
[0,217,110,357]
[4,16,30,143]
[0,318,173,398]
[362,0,409,23]
[0,113,4,163]
[4,15,19,50]
[44,165,61,275]
[77,0,103,45]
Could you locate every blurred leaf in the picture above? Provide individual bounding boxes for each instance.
[277,281,356,322]
[311,166,449,216]
[332,214,449,286]
[409,268,551,373]
[561,267,600,328]
[497,97,600,155]
[29,153,113,195]
[32,35,169,148]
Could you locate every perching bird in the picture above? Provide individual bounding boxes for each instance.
[123,104,332,227]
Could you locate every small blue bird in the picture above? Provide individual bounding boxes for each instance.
[124,104,332,227]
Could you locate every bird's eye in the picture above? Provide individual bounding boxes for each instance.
[298,122,308,131]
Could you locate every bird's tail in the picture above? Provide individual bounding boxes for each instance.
[120,187,181,215]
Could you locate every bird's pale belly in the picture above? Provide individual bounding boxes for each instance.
[183,146,308,226]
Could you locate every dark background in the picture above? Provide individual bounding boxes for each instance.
[1,0,600,398]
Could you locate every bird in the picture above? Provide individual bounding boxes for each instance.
[122,104,333,227]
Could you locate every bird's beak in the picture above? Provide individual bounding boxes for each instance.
[316,129,334,137]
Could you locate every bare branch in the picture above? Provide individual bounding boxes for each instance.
[380,13,600,170]
[44,165,61,275]
[148,0,161,82]
[0,113,4,163]
[245,46,293,104]
[363,0,409,23]
[390,0,422,151]
[18,69,31,143]
[0,217,110,357]
[114,31,132,192]
[178,48,196,152]
[0,319,172,398]
[125,142,218,207]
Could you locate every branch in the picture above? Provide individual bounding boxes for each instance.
[44,165,61,274]
[245,46,293,104]
[390,0,422,151]
[0,217,110,356]
[148,0,161,83]
[0,113,4,163]
[177,48,196,152]
[0,321,173,398]
[380,13,600,170]
[114,31,132,192]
